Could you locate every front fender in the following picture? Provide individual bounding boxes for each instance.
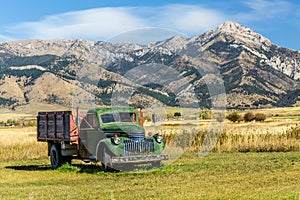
[96,138,124,160]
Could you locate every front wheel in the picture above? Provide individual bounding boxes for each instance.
[50,143,62,169]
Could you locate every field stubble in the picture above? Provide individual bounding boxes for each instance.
[0,127,47,161]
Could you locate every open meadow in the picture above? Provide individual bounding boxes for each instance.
[0,107,300,199]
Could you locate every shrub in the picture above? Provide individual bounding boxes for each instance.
[244,112,255,122]
[226,112,242,122]
[23,119,37,127]
[254,113,266,122]
[199,110,212,120]
[174,112,182,117]
[167,113,174,119]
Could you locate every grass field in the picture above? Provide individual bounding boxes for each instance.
[0,152,299,199]
[1,107,300,199]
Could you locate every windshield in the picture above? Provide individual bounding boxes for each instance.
[100,112,137,124]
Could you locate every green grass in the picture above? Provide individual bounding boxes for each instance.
[1,152,300,199]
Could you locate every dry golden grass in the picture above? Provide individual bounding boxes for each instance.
[0,113,34,122]
[146,114,300,135]
[0,127,47,160]
[0,127,36,144]
[249,106,300,117]
[145,116,300,153]
[158,123,300,153]
[222,120,299,135]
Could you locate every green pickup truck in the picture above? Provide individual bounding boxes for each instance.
[37,107,168,171]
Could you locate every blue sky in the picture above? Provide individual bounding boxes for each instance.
[1,0,300,50]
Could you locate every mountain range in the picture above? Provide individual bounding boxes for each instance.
[1,21,300,112]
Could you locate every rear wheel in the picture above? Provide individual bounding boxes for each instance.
[50,143,62,169]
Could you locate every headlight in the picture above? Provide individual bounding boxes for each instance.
[156,135,163,143]
[112,136,121,145]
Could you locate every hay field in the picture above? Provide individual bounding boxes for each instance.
[0,126,47,161]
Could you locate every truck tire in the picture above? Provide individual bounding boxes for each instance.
[50,143,62,169]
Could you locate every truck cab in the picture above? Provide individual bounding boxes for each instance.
[37,107,168,171]
[79,107,167,171]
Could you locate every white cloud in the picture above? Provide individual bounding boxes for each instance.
[236,0,292,22]
[147,4,227,34]
[0,1,297,44]
[244,0,291,14]
[3,5,228,43]
[8,7,147,41]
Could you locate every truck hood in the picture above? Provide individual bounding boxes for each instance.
[101,123,145,133]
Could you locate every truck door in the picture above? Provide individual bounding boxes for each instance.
[80,113,102,157]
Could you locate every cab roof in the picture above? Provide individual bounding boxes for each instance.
[87,107,138,114]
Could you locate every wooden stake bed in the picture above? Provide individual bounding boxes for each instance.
[37,111,78,143]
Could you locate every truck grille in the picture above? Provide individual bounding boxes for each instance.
[124,138,154,156]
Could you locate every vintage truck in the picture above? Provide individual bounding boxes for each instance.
[37,107,168,171]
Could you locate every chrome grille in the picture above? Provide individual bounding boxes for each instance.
[124,138,154,156]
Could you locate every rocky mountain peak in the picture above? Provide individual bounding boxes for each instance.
[216,21,272,50]
[217,21,247,33]
[149,35,188,52]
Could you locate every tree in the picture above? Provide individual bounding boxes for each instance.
[226,112,242,122]
[254,113,266,122]
[174,112,182,118]
[244,112,255,122]
[199,110,212,120]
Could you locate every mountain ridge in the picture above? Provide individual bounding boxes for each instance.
[1,21,300,111]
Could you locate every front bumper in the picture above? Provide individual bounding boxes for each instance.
[111,154,169,164]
